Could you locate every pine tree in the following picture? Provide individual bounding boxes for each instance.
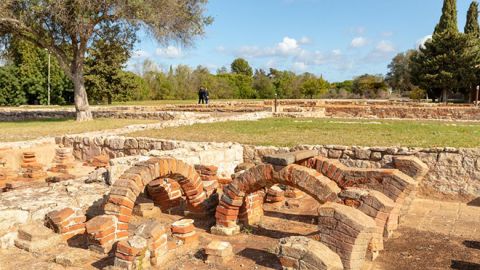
[465,1,480,37]
[434,0,458,35]
[412,0,480,102]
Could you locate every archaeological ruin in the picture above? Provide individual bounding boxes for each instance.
[0,100,479,270]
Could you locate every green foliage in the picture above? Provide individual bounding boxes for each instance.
[300,73,329,99]
[465,1,480,38]
[386,50,417,95]
[269,69,298,98]
[434,0,458,35]
[409,86,427,100]
[411,31,480,100]
[231,58,253,77]
[0,65,24,105]
[84,24,137,104]
[2,39,72,105]
[333,80,353,92]
[352,74,388,98]
[253,69,275,98]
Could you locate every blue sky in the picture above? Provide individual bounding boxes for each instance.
[128,0,475,82]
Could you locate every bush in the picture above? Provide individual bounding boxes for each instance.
[409,87,426,100]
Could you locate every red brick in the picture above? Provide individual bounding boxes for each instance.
[174,231,198,244]
[215,211,238,222]
[216,205,239,216]
[117,222,129,231]
[108,194,135,209]
[115,251,135,262]
[117,240,141,256]
[86,215,115,233]
[116,230,129,240]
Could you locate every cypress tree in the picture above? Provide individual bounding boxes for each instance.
[412,0,480,102]
[434,0,458,35]
[465,1,480,38]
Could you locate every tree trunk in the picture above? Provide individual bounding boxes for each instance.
[441,89,448,104]
[72,71,93,121]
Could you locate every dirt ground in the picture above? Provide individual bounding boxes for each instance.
[1,195,479,270]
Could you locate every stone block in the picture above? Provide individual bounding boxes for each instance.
[277,236,343,270]
[210,225,241,236]
[263,152,296,166]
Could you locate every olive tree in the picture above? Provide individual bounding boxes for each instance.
[0,0,211,121]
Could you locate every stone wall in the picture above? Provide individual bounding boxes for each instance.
[265,100,480,121]
[243,145,480,201]
[57,135,243,177]
[323,105,480,121]
[0,108,191,121]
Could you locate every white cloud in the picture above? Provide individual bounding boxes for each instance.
[292,61,308,72]
[299,36,312,45]
[375,40,395,53]
[332,49,342,56]
[156,46,183,59]
[132,50,150,58]
[416,35,432,49]
[351,37,368,48]
[363,40,396,63]
[276,37,300,54]
[235,36,305,58]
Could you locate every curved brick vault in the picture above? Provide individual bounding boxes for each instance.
[214,164,341,229]
[103,158,207,240]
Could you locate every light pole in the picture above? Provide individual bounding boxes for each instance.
[476,85,479,107]
[45,48,51,106]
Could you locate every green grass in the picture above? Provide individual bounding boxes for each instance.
[128,118,480,148]
[0,118,159,142]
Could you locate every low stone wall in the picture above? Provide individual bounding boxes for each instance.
[57,135,243,177]
[0,108,191,121]
[265,100,480,121]
[244,145,480,201]
[323,105,480,121]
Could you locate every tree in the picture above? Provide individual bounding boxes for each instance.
[352,74,388,98]
[0,65,24,105]
[465,1,480,102]
[253,69,275,98]
[231,58,253,77]
[0,0,211,120]
[300,73,329,99]
[386,50,417,95]
[465,1,480,38]
[84,24,136,104]
[4,38,72,105]
[411,0,480,102]
[434,0,458,35]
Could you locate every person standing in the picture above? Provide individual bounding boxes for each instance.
[198,87,205,104]
[204,88,210,104]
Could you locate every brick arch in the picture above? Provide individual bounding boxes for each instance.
[103,157,206,240]
[214,164,341,229]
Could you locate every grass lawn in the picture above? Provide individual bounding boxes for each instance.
[128,118,480,148]
[0,118,159,142]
